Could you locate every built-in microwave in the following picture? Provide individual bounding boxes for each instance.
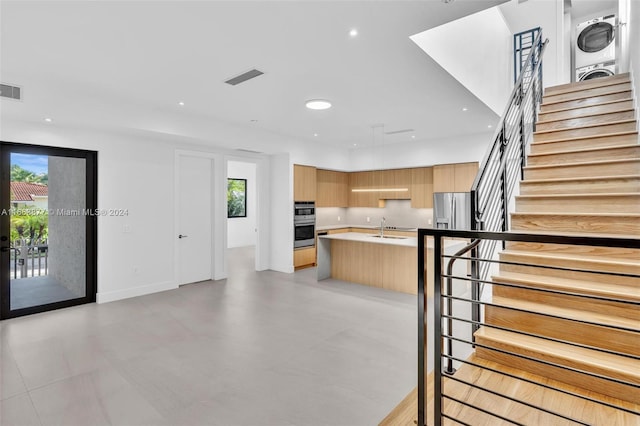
[294,202,315,220]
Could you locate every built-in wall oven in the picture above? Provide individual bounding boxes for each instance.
[294,202,315,248]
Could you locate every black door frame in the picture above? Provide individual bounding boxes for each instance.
[0,141,98,319]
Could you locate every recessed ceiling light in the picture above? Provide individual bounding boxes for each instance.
[349,29,358,37]
[411,135,416,139]
[488,125,493,129]
[353,143,357,147]
[44,118,52,122]
[305,99,332,110]
[314,133,318,137]
[178,101,185,106]
[462,107,468,112]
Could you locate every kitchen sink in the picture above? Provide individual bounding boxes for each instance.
[370,235,407,239]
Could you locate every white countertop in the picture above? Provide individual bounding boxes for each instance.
[319,232,417,247]
[316,224,418,232]
[319,231,469,249]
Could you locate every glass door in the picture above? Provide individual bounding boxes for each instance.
[0,142,97,319]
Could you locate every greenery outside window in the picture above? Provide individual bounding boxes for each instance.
[227,178,247,218]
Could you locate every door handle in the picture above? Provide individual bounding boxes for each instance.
[1,246,12,253]
[178,234,188,239]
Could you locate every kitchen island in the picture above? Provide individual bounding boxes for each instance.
[317,232,467,295]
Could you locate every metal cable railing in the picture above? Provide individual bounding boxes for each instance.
[417,229,640,426]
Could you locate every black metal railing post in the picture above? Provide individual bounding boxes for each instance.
[433,235,443,426]
[417,230,426,426]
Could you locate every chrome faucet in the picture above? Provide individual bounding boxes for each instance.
[380,217,386,237]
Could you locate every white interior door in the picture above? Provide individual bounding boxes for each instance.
[177,155,212,285]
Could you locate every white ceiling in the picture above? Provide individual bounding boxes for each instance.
[0,0,507,151]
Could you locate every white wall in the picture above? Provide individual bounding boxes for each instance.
[500,0,568,87]
[348,131,492,171]
[0,120,288,302]
[628,0,640,112]
[227,161,257,248]
[269,153,294,273]
[410,7,513,115]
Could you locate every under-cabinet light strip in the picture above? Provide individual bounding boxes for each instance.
[351,188,409,192]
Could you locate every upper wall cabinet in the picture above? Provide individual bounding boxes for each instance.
[294,164,317,201]
[433,162,479,193]
[410,167,434,209]
[348,171,379,207]
[316,169,348,207]
[379,169,412,200]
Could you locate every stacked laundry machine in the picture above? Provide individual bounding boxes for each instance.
[575,14,617,82]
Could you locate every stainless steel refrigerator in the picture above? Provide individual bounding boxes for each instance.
[433,192,471,230]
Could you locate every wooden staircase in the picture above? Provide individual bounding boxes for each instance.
[476,73,640,407]
[380,74,640,425]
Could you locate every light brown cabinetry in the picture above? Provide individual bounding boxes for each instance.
[294,247,316,269]
[410,167,434,208]
[293,164,317,201]
[433,162,479,193]
[379,168,412,200]
[316,169,349,207]
[349,171,380,207]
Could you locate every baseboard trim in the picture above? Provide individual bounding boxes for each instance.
[96,280,177,304]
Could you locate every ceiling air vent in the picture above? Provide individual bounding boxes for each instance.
[235,148,263,154]
[225,69,264,86]
[384,128,414,135]
[0,83,22,100]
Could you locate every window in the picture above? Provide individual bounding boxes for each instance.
[227,178,247,218]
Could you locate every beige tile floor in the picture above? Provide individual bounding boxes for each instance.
[0,246,417,426]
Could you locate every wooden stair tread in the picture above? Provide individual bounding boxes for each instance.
[506,227,640,237]
[492,270,640,301]
[491,295,640,331]
[532,130,638,146]
[538,98,634,115]
[534,119,637,135]
[500,249,640,268]
[544,74,630,96]
[524,157,639,170]
[541,84,633,105]
[475,327,640,380]
[510,211,640,217]
[537,108,636,126]
[521,174,640,184]
[528,144,640,159]
[516,192,640,199]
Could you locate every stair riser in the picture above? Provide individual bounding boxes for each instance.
[544,74,630,97]
[493,285,639,321]
[474,338,640,404]
[536,111,636,132]
[510,213,640,235]
[520,177,640,195]
[533,122,637,143]
[530,133,639,155]
[542,82,633,105]
[500,251,640,276]
[485,306,640,357]
[499,261,639,287]
[539,91,633,113]
[523,161,640,180]
[504,241,640,261]
[527,146,640,166]
[515,195,640,214]
[538,100,635,122]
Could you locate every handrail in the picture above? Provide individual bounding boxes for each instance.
[469,31,548,305]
